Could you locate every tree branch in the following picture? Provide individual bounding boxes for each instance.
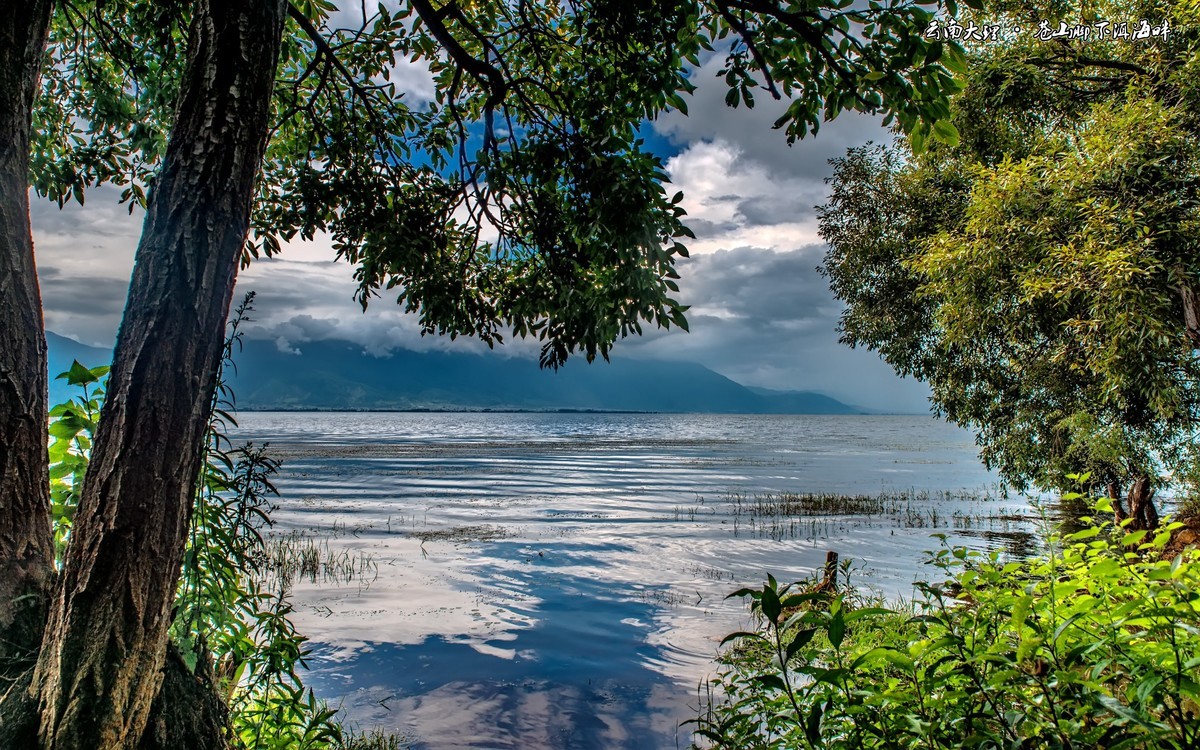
[715,5,782,100]
[408,0,508,134]
[286,3,380,108]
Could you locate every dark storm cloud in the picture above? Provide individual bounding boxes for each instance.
[654,55,891,183]
[676,245,834,324]
[38,266,129,317]
[234,258,515,358]
[238,259,359,312]
[618,245,930,412]
[733,187,826,227]
[33,186,141,346]
[30,185,144,246]
[280,314,341,340]
[685,218,742,236]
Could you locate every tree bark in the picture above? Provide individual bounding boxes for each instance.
[1126,475,1158,531]
[31,1,286,747]
[1179,276,1200,347]
[1114,475,1159,531]
[0,0,56,670]
[1108,481,1127,526]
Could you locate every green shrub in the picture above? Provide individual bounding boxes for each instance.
[696,498,1200,749]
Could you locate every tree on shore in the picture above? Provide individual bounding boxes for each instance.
[0,0,964,746]
[820,0,1200,527]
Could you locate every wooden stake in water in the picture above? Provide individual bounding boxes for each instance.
[823,550,839,590]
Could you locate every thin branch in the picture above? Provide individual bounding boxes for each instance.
[287,3,381,108]
[716,5,782,100]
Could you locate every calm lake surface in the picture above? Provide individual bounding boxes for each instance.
[232,412,1029,749]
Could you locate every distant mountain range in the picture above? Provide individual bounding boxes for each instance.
[45,331,860,414]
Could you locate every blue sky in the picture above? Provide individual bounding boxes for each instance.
[31,17,932,414]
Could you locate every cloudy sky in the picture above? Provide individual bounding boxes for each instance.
[32,34,931,414]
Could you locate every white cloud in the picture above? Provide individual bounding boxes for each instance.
[663,139,825,255]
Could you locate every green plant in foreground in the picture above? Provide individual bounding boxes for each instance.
[697,496,1200,749]
[46,360,108,561]
[48,295,400,750]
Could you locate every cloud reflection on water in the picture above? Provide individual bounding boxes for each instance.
[234,413,1022,749]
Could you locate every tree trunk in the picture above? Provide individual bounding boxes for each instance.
[1126,475,1159,531]
[136,644,230,750]
[31,1,286,747]
[1108,481,1127,526]
[1179,275,1200,347]
[1115,475,1159,531]
[0,0,56,670]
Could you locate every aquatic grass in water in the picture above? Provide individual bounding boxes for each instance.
[264,531,381,587]
[672,488,1038,549]
[404,524,514,544]
[725,487,1003,520]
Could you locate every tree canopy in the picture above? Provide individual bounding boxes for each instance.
[820,0,1200,523]
[35,0,969,367]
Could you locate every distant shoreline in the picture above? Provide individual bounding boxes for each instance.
[232,407,923,416]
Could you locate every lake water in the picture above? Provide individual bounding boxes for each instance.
[231,412,1030,749]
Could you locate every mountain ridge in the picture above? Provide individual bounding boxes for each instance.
[45,332,861,414]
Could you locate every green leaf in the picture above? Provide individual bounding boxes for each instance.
[785,628,818,662]
[721,630,766,647]
[750,673,787,692]
[828,607,845,649]
[941,44,968,76]
[925,41,943,65]
[761,584,782,623]
[876,647,915,671]
[65,360,100,386]
[931,119,959,147]
[844,606,892,623]
[909,124,927,154]
[805,699,824,745]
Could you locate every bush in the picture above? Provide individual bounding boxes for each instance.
[695,498,1200,749]
[49,294,402,750]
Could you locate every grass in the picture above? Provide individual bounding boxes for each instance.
[404,524,513,544]
[724,488,1002,520]
[682,487,1024,542]
[664,488,1035,550]
[339,728,409,750]
[263,531,380,587]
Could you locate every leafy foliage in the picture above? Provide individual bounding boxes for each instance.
[819,0,1200,498]
[47,296,396,750]
[698,499,1200,749]
[46,360,108,561]
[37,0,968,369]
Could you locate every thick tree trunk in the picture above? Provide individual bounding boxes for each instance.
[31,1,286,747]
[1112,475,1158,531]
[0,0,56,670]
[1126,475,1159,531]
